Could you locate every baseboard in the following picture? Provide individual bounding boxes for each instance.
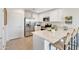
[6,36,24,42]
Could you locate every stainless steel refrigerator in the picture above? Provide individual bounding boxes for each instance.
[24,18,36,37]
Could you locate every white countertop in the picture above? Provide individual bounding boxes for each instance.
[32,28,74,44]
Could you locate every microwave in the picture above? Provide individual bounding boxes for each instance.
[43,17,50,22]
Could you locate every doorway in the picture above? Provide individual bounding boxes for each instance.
[0,8,6,49]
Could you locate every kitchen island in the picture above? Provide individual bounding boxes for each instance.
[32,27,78,50]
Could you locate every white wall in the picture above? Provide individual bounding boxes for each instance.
[6,9,24,41]
[0,8,4,49]
[63,8,79,27]
[0,9,3,49]
[0,9,3,38]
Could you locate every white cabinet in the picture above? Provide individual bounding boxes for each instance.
[38,9,64,22]
[44,40,57,50]
[33,34,44,50]
[50,9,63,22]
[32,34,57,50]
[25,11,38,20]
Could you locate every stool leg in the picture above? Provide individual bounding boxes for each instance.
[49,43,51,50]
[68,42,71,50]
[76,33,78,50]
[64,44,66,50]
[68,46,70,50]
[71,38,73,50]
[74,40,76,50]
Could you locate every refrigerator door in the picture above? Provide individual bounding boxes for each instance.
[24,19,36,37]
[24,19,30,37]
[24,20,33,36]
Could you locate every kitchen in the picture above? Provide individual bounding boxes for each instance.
[24,8,78,50]
[0,8,79,50]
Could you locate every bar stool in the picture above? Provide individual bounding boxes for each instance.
[49,33,71,50]
[49,28,79,50]
[49,43,52,50]
[49,38,65,50]
[49,43,58,50]
[64,33,72,50]
[75,29,79,50]
[69,28,76,50]
[70,29,78,50]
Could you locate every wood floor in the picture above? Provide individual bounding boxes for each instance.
[5,36,33,50]
[5,36,79,50]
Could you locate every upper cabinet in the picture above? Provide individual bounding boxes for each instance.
[24,9,64,22]
[38,9,64,22]
[24,10,38,20]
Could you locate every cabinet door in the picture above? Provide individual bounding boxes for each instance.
[7,9,24,40]
[50,9,63,22]
[33,35,44,50]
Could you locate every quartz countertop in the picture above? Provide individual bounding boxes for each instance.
[32,28,74,44]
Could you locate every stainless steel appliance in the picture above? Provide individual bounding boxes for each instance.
[24,18,36,37]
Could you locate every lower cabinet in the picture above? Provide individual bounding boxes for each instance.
[32,34,57,50]
[44,40,56,50]
[32,35,44,50]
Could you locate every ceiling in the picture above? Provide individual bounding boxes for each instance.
[24,8,54,13]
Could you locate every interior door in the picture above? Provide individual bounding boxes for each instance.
[6,9,24,40]
[0,8,6,50]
